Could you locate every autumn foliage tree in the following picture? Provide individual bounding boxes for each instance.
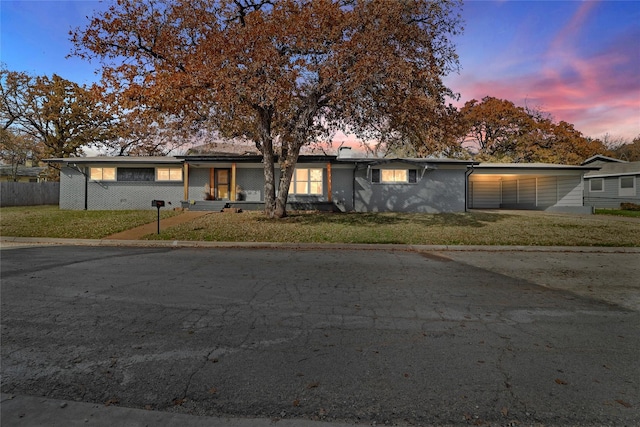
[609,135,640,161]
[460,96,608,164]
[72,0,463,218]
[1,67,117,178]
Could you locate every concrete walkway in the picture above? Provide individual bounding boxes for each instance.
[104,211,211,240]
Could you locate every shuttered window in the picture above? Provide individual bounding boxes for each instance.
[372,169,417,183]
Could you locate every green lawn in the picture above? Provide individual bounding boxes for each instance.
[2,206,638,246]
[595,209,640,218]
[0,206,179,239]
[148,210,640,247]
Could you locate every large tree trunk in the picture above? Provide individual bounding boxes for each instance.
[262,138,277,218]
[257,106,278,218]
[274,145,302,218]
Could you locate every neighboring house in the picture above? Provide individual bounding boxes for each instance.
[46,152,619,214]
[468,163,598,214]
[0,165,47,182]
[583,158,640,209]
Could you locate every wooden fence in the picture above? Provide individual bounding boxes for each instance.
[0,182,60,207]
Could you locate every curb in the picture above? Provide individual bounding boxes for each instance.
[1,236,639,253]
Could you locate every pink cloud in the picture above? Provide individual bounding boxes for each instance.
[449,2,640,141]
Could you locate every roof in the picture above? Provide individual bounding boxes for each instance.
[581,154,627,165]
[0,165,47,177]
[337,157,478,166]
[475,162,599,170]
[45,156,183,165]
[177,154,337,163]
[584,161,640,178]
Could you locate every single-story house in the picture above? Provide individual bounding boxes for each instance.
[0,165,48,182]
[45,152,478,213]
[582,156,640,209]
[45,150,609,214]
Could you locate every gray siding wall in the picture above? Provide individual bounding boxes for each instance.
[518,178,536,205]
[59,166,182,210]
[187,168,209,201]
[470,175,585,210]
[354,167,466,213]
[237,167,265,201]
[502,180,517,205]
[60,167,87,209]
[331,168,354,211]
[468,180,500,208]
[87,181,182,210]
[584,175,640,208]
[556,176,583,206]
[537,176,557,206]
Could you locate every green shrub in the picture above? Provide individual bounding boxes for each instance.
[620,202,640,211]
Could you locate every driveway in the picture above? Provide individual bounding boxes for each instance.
[1,245,638,426]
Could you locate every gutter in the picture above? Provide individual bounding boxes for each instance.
[465,165,475,212]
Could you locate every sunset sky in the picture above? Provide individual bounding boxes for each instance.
[1,0,639,141]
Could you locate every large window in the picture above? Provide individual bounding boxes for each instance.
[90,167,116,181]
[619,176,636,197]
[156,167,183,181]
[117,168,155,181]
[289,168,323,195]
[372,169,417,183]
[589,178,604,192]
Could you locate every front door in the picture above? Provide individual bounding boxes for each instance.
[215,169,231,200]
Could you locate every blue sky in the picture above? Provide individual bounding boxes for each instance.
[1,0,639,140]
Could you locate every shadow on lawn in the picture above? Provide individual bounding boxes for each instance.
[258,211,511,228]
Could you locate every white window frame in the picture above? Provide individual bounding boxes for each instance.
[619,176,636,197]
[156,167,183,182]
[289,168,323,195]
[89,167,116,181]
[381,169,408,183]
[589,178,604,192]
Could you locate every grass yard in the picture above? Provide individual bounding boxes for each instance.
[1,206,638,246]
[595,209,640,218]
[147,210,640,247]
[0,206,179,239]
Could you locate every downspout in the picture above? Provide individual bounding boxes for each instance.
[352,162,357,212]
[67,163,89,210]
[84,168,88,210]
[183,163,189,201]
[326,162,332,203]
[465,165,475,212]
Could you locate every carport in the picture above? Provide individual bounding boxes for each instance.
[468,163,598,213]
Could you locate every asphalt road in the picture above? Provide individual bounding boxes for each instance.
[1,245,639,426]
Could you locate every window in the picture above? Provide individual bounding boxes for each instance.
[117,168,154,181]
[372,169,417,183]
[382,169,407,182]
[589,178,604,192]
[156,167,183,181]
[289,168,323,195]
[90,167,116,181]
[619,176,636,197]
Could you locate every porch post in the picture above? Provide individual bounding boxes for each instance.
[210,168,215,199]
[231,163,237,201]
[183,163,189,200]
[327,162,332,202]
